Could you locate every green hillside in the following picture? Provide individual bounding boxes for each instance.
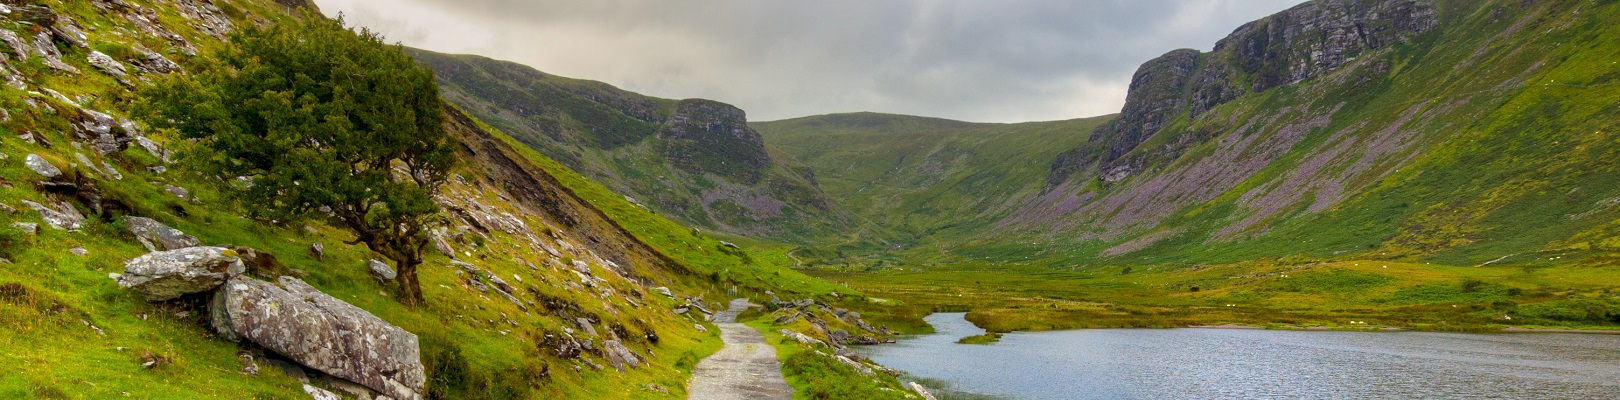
[0,1,898,398]
[755,113,1111,252]
[756,0,1620,272]
[409,50,853,242]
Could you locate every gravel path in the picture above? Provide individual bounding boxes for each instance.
[687,299,793,400]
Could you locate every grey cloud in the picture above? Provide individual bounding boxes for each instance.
[314,0,1304,122]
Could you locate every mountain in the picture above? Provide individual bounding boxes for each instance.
[763,0,1620,268]
[408,50,852,241]
[754,113,1110,250]
[0,1,896,398]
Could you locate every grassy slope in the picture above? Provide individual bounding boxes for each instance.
[0,1,887,398]
[754,113,1112,257]
[773,0,1620,333]
[410,50,852,242]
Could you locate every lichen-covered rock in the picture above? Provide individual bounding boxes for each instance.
[30,32,79,74]
[116,246,243,301]
[656,99,771,184]
[88,50,129,77]
[211,276,425,400]
[20,200,83,230]
[125,216,200,251]
[368,259,396,282]
[24,154,61,178]
[601,340,643,372]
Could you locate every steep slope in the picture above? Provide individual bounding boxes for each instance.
[1005,0,1620,266]
[755,113,1110,249]
[766,0,1620,270]
[409,50,852,241]
[0,1,893,398]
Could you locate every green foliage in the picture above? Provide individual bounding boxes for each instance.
[137,10,455,304]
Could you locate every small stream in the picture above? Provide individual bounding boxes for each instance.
[859,313,1620,399]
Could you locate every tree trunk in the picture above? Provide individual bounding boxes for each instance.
[396,258,424,307]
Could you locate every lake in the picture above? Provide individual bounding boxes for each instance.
[859,313,1620,399]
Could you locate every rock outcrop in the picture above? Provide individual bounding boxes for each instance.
[657,99,772,184]
[116,247,244,301]
[211,276,425,400]
[125,216,200,251]
[1048,0,1438,187]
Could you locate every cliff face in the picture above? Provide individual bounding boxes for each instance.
[412,50,850,240]
[1049,0,1438,187]
[659,99,771,184]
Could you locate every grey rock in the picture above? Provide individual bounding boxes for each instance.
[310,242,325,261]
[780,329,827,347]
[87,50,128,77]
[908,382,939,400]
[25,154,61,178]
[303,384,340,400]
[212,276,425,400]
[601,340,642,372]
[126,216,200,251]
[0,202,15,214]
[20,200,83,230]
[101,161,123,180]
[0,30,32,61]
[835,355,873,376]
[116,246,243,301]
[31,32,78,74]
[164,184,189,199]
[10,222,37,235]
[68,247,88,256]
[576,318,598,337]
[652,286,673,298]
[368,259,396,282]
[134,136,171,163]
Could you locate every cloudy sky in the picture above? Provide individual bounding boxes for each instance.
[311,0,1304,123]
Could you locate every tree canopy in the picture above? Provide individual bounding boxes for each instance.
[139,11,454,305]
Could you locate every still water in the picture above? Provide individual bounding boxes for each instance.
[859,313,1620,399]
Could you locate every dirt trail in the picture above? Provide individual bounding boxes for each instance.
[687,299,793,400]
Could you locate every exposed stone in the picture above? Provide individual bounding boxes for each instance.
[31,32,79,74]
[368,259,396,282]
[116,246,244,301]
[211,276,425,400]
[303,384,340,400]
[134,136,171,163]
[10,222,37,235]
[102,161,123,180]
[68,247,88,256]
[780,329,827,347]
[21,200,83,230]
[88,50,129,78]
[310,242,325,261]
[601,340,643,372]
[908,382,939,400]
[652,286,673,298]
[834,355,873,376]
[25,154,61,178]
[0,30,31,61]
[125,216,200,251]
[164,184,189,199]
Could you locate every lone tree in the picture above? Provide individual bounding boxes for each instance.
[140,12,454,306]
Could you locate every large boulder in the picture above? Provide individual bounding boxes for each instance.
[211,276,424,400]
[24,154,61,178]
[125,216,200,251]
[116,247,244,301]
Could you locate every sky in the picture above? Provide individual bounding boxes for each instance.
[310,0,1306,123]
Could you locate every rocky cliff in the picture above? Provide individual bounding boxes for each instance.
[410,50,851,240]
[1049,0,1439,187]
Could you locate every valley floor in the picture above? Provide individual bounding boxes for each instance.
[805,256,1620,335]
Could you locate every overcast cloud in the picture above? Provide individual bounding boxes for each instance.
[311,0,1304,123]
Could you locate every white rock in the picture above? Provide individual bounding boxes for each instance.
[25,154,61,178]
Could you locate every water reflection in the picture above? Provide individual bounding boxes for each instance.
[860,313,1620,399]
